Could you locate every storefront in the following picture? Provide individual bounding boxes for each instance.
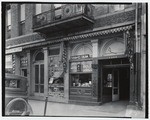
[6,27,135,105]
[67,32,132,105]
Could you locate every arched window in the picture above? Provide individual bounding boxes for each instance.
[35,52,44,61]
[72,43,92,57]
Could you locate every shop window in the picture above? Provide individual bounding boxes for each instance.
[70,61,92,73]
[71,74,92,87]
[109,4,125,12]
[5,55,13,73]
[21,69,27,77]
[20,55,27,67]
[35,4,42,15]
[49,48,60,56]
[35,52,44,61]
[19,4,25,35]
[48,72,64,97]
[54,4,62,20]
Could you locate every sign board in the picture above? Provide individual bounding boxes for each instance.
[6,47,22,54]
[71,54,90,60]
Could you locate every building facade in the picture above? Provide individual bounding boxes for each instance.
[4,3,147,111]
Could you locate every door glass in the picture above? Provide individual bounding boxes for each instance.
[40,85,44,93]
[35,85,39,92]
[114,88,118,94]
[35,65,39,84]
[40,64,44,84]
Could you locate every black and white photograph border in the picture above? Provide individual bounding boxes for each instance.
[1,0,149,119]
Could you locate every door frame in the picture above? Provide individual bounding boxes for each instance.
[112,69,119,101]
[34,61,44,96]
[101,64,130,103]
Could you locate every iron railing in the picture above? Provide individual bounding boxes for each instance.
[33,4,94,29]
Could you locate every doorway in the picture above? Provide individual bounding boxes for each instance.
[34,51,44,96]
[102,66,130,102]
[34,63,44,96]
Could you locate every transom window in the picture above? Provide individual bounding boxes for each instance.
[72,43,92,57]
[49,48,60,56]
[35,52,44,61]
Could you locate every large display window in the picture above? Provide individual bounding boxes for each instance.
[71,74,92,87]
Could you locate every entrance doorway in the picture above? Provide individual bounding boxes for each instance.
[34,51,44,96]
[102,67,130,102]
[101,58,130,103]
[34,63,44,96]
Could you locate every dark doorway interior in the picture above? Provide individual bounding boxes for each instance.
[102,67,130,102]
[119,67,130,100]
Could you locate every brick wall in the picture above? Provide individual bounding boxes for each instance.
[25,4,34,34]
[7,4,136,47]
[11,4,19,38]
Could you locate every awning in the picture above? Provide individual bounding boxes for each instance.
[22,24,133,49]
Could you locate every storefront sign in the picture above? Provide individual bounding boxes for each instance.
[71,54,90,60]
[70,61,92,72]
[6,47,22,54]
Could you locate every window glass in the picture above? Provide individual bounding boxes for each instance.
[20,4,25,21]
[7,9,11,26]
[5,55,13,73]
[114,5,124,11]
[6,55,12,69]
[54,4,62,8]
[35,52,44,61]
[35,4,42,15]
[49,48,60,56]
[71,74,92,87]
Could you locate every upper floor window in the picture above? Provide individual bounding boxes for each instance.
[109,4,125,12]
[35,4,42,15]
[54,4,62,8]
[54,4,62,20]
[6,5,11,39]
[19,4,25,35]
[114,5,124,11]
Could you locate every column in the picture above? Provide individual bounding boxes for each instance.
[14,53,20,75]
[64,42,70,103]
[27,50,31,96]
[91,39,99,57]
[91,39,99,102]
[43,47,49,97]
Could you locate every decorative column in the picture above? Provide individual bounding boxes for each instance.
[43,47,49,97]
[27,50,31,97]
[14,53,20,75]
[91,39,99,58]
[126,30,136,104]
[91,39,99,102]
[64,42,70,102]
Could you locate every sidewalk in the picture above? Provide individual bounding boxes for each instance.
[28,100,132,117]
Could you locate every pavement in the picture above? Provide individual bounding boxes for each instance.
[28,99,145,118]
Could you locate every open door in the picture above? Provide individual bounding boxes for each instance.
[112,69,119,101]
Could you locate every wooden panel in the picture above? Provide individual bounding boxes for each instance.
[70,87,92,96]
[70,95,92,101]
